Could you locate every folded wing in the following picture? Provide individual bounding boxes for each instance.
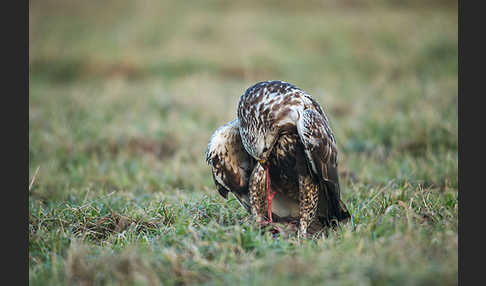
[296,109,350,223]
[206,119,255,212]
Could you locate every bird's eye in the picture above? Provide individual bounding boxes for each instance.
[262,147,268,152]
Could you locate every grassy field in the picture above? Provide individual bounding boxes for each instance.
[29,1,458,285]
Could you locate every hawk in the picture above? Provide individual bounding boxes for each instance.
[206,80,350,236]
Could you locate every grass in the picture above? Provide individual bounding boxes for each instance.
[29,1,457,285]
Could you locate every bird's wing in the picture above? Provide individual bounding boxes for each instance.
[296,109,338,181]
[296,108,350,222]
[206,119,254,212]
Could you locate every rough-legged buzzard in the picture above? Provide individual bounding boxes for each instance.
[206,81,350,236]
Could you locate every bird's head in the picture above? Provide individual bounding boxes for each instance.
[242,128,279,166]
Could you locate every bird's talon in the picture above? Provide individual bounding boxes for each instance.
[257,220,271,227]
[269,226,281,237]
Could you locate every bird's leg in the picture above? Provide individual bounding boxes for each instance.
[249,164,268,225]
[249,163,280,235]
[298,175,319,237]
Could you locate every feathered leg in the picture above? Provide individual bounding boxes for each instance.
[249,163,280,235]
[298,174,319,236]
[249,163,267,224]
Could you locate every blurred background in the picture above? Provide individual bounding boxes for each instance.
[29,0,457,195]
[29,0,457,284]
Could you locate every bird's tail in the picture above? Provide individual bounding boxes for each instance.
[328,189,351,223]
[324,164,351,225]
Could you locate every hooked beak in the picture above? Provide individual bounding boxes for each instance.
[259,157,269,168]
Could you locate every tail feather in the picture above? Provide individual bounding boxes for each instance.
[324,163,351,223]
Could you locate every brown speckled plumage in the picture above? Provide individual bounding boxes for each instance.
[248,163,267,223]
[206,81,351,236]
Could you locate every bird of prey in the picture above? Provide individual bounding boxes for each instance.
[206,80,350,236]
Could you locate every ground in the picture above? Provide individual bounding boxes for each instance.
[29,1,457,285]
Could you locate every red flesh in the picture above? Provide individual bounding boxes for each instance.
[265,166,276,223]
